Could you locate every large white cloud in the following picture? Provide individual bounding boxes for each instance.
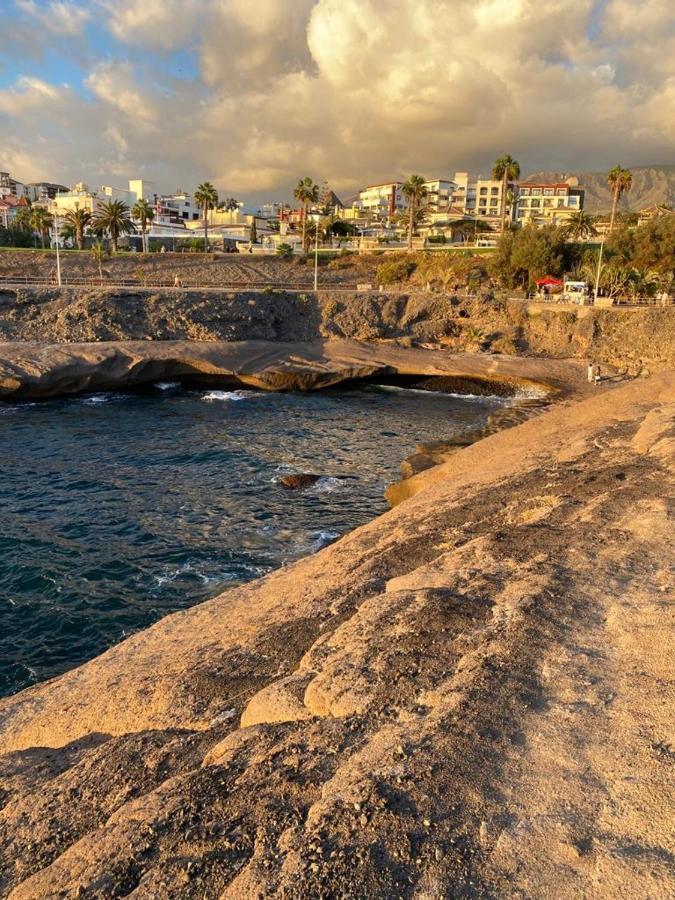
[1,0,673,200]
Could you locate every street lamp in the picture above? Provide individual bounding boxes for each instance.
[52,215,62,287]
[312,213,320,292]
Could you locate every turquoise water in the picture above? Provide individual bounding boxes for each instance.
[0,384,503,696]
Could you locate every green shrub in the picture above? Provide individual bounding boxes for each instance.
[276,243,293,258]
[376,260,417,285]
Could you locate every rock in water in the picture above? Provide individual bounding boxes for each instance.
[279,473,321,490]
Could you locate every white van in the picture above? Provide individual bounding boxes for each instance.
[563,281,590,303]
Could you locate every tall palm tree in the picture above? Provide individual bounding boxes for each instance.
[607,165,633,232]
[401,175,428,251]
[92,200,136,253]
[293,177,319,253]
[194,182,218,252]
[564,210,598,241]
[132,198,154,253]
[63,207,92,250]
[29,207,54,248]
[492,154,521,233]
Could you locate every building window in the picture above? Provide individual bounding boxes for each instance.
[556,189,567,196]
[531,188,541,196]
[544,188,554,196]
[491,187,499,194]
[531,199,540,207]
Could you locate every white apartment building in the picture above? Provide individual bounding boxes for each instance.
[451,171,514,223]
[515,178,584,226]
[423,179,455,212]
[357,178,458,219]
[358,182,403,219]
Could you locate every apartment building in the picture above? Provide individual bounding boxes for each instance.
[515,178,584,226]
[451,171,513,223]
[358,182,403,219]
[0,172,29,199]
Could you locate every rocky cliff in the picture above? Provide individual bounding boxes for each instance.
[0,372,672,898]
[1,288,673,374]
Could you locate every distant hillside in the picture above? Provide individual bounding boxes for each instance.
[524,165,675,213]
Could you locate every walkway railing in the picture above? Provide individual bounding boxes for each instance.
[0,277,670,306]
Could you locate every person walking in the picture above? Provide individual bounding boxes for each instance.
[587,362,595,384]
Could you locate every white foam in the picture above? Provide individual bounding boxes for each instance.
[155,381,180,391]
[79,393,125,405]
[311,476,344,493]
[201,389,270,402]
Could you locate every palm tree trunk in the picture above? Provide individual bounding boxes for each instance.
[408,200,414,251]
[302,202,308,254]
[203,205,208,252]
[609,186,619,233]
[501,170,508,233]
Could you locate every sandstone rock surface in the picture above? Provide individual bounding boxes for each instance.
[0,338,582,401]
[0,371,672,898]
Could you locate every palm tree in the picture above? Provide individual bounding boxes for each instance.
[293,177,319,253]
[194,182,218,252]
[564,210,598,241]
[492,154,521,233]
[91,241,106,283]
[607,165,633,232]
[63,207,92,250]
[92,200,136,253]
[219,197,239,212]
[29,207,54,248]
[132,199,154,253]
[401,175,428,251]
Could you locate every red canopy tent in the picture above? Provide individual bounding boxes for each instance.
[535,276,563,287]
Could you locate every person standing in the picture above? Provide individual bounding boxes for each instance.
[587,362,595,383]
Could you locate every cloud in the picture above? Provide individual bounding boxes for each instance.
[86,61,158,124]
[1,0,673,200]
[100,0,201,51]
[15,0,91,35]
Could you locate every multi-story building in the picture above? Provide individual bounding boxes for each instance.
[25,182,68,202]
[357,182,403,219]
[423,179,455,213]
[451,171,513,224]
[154,190,201,227]
[0,172,29,199]
[515,178,584,226]
[49,183,104,217]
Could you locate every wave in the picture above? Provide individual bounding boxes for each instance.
[155,381,181,391]
[79,393,126,405]
[370,383,504,403]
[201,389,269,402]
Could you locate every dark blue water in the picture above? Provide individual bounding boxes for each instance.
[0,384,503,696]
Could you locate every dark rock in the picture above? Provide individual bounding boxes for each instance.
[279,473,321,490]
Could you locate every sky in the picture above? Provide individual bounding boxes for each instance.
[0,0,673,206]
